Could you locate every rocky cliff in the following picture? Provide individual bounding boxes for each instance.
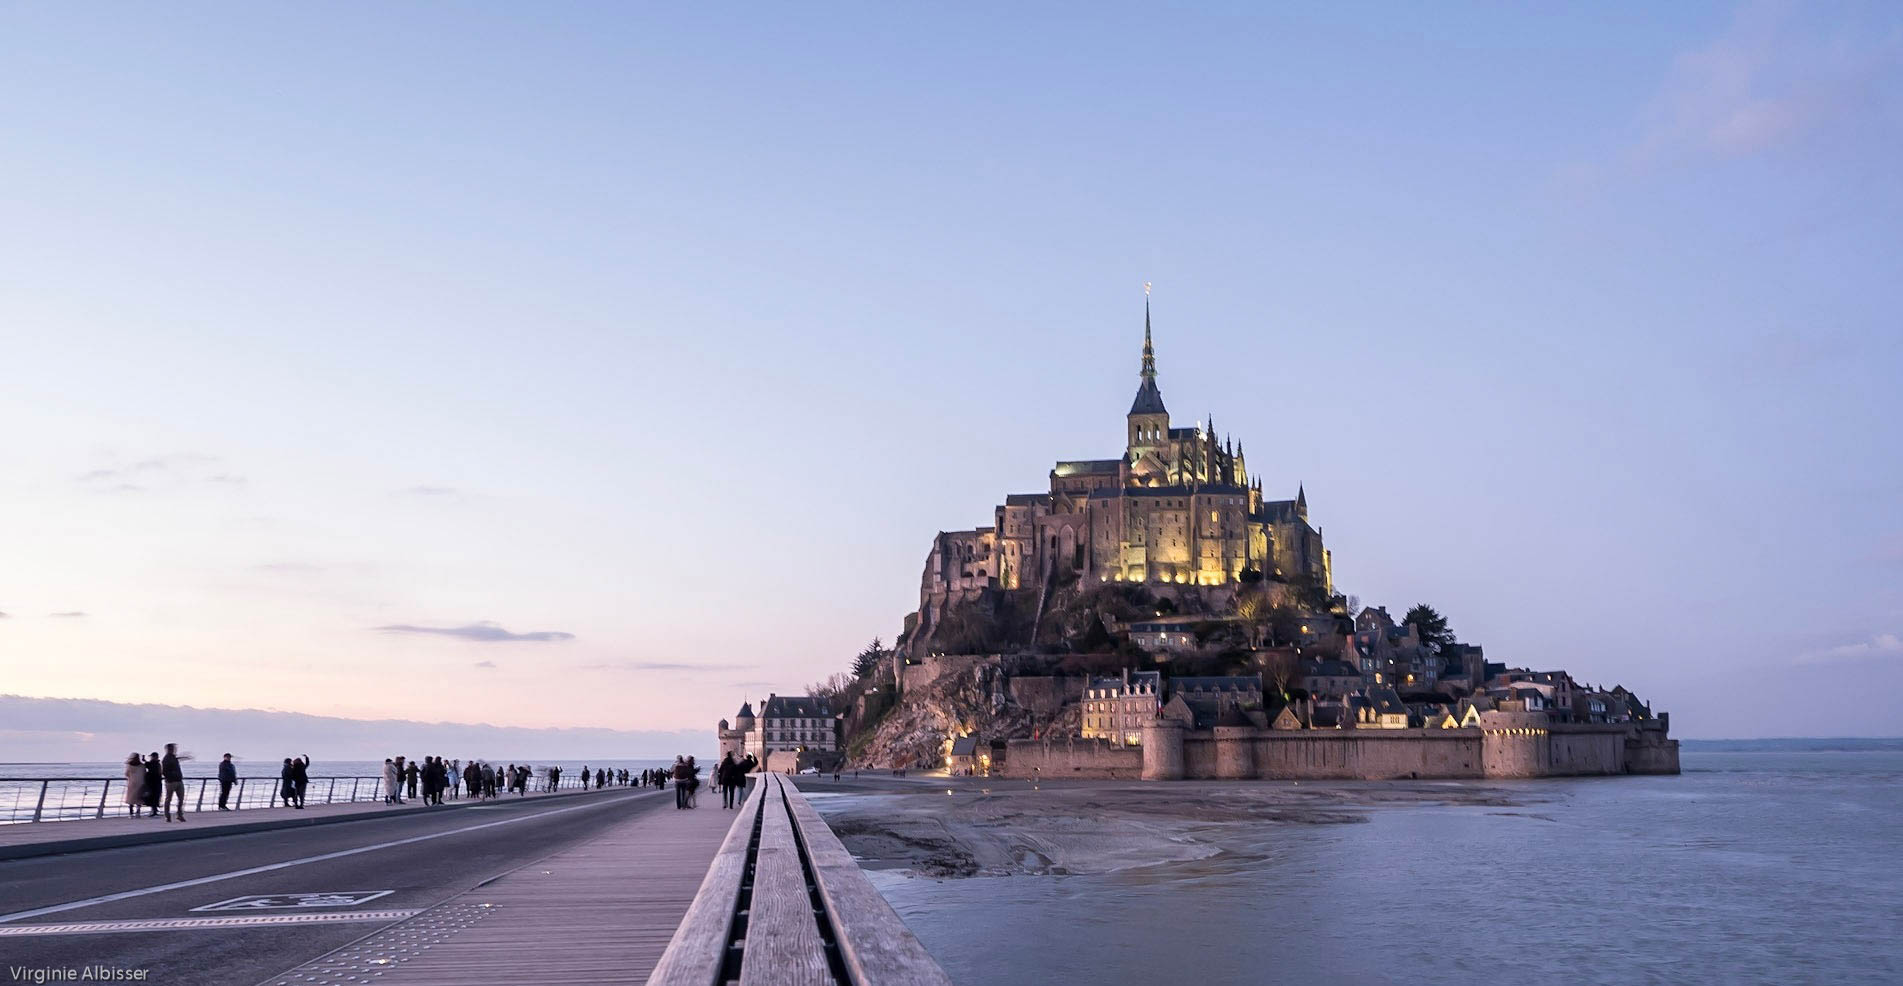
[851,661,1078,770]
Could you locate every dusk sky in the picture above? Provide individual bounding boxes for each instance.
[3,2,1900,750]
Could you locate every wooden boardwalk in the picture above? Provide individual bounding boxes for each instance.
[268,788,741,986]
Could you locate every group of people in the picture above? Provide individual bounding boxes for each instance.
[713,752,758,809]
[115,749,756,822]
[376,756,541,805]
[121,744,192,821]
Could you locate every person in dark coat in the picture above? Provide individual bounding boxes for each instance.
[161,744,187,822]
[717,753,740,809]
[405,758,420,799]
[142,752,162,817]
[217,753,237,810]
[290,755,310,808]
[280,758,297,807]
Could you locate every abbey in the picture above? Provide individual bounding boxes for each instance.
[915,300,1330,606]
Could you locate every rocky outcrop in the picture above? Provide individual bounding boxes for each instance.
[852,661,1076,769]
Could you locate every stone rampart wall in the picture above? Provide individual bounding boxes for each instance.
[999,738,1142,779]
[1546,726,1626,776]
[1253,730,1484,779]
[1001,724,1673,781]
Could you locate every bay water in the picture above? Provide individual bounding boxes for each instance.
[846,746,1901,985]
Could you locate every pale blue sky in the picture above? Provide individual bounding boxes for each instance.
[2,2,1899,744]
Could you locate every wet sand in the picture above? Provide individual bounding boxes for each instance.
[800,774,1543,878]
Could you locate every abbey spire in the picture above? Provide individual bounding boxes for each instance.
[1129,292,1168,416]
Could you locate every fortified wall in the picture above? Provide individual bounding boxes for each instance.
[999,713,1678,781]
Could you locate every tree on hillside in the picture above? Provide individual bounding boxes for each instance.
[805,672,857,714]
[1403,604,1454,650]
[1257,648,1303,700]
[1264,604,1305,647]
[1235,587,1272,622]
[852,638,886,679]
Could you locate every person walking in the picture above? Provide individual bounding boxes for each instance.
[142,752,162,818]
[449,758,462,800]
[684,756,700,808]
[382,758,400,805]
[717,753,739,809]
[671,757,689,809]
[161,743,187,822]
[123,753,145,818]
[217,753,237,810]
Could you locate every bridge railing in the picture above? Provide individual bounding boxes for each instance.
[0,769,634,824]
[0,776,390,823]
[648,772,952,986]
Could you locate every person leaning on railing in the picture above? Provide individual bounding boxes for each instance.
[217,753,236,810]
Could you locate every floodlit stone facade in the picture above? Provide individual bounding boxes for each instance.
[906,300,1330,654]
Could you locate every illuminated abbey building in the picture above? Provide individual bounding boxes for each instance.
[908,297,1331,634]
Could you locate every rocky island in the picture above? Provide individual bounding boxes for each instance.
[721,297,1678,782]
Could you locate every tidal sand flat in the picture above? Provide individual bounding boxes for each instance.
[811,750,1903,986]
[811,777,1538,878]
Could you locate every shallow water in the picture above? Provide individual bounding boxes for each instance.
[845,750,1903,986]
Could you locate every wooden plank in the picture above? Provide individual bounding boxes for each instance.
[783,779,954,986]
[646,775,766,986]
[738,776,831,986]
[340,789,740,986]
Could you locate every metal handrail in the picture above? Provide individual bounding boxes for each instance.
[0,770,616,824]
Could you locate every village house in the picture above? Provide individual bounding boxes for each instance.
[1082,669,1163,747]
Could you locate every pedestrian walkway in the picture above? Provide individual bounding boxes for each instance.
[0,784,622,860]
[267,787,740,986]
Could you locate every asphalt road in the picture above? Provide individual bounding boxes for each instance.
[0,786,666,986]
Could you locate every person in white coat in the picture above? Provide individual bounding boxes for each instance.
[381,758,401,805]
[123,753,145,818]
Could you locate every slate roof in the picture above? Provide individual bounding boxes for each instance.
[1369,686,1408,717]
[735,702,754,719]
[1004,493,1053,506]
[1130,377,1167,415]
[1302,659,1360,678]
[948,736,979,757]
[1170,674,1263,695]
[761,695,831,719]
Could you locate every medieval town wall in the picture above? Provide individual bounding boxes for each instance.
[1252,730,1484,779]
[1001,737,1142,779]
[1181,733,1219,778]
[1624,730,1682,774]
[999,724,1672,781]
[1546,726,1627,776]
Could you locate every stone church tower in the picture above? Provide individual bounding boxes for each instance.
[903,294,1331,653]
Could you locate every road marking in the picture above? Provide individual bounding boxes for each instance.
[0,909,420,936]
[191,890,395,912]
[0,791,644,925]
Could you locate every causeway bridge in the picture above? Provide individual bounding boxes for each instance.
[0,772,951,986]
